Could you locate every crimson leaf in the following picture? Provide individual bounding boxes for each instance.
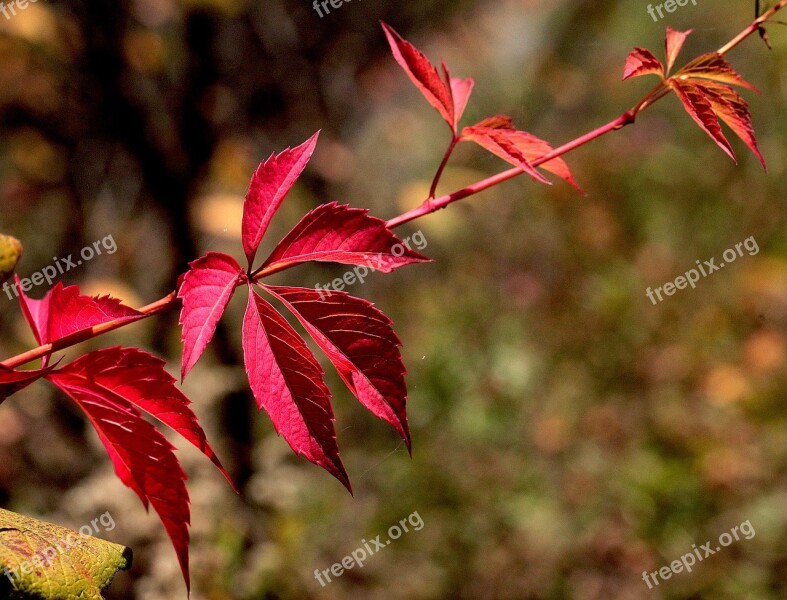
[16,281,144,345]
[0,365,50,404]
[15,273,50,346]
[178,252,244,379]
[49,350,193,591]
[242,132,319,268]
[461,126,552,185]
[262,285,411,451]
[48,286,143,341]
[60,347,233,487]
[382,22,467,133]
[242,288,350,492]
[443,60,474,128]
[461,124,584,192]
[261,202,430,274]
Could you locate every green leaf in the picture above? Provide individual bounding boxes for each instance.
[0,508,132,600]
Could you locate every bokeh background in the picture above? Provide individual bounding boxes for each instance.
[0,0,785,598]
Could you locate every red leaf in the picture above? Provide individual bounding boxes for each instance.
[461,126,551,185]
[242,288,350,492]
[472,115,515,130]
[15,273,51,346]
[49,351,193,590]
[381,22,457,132]
[262,285,411,451]
[676,53,760,93]
[178,252,243,380]
[697,81,766,170]
[493,129,584,193]
[45,283,143,343]
[0,365,49,404]
[622,47,664,80]
[60,347,234,488]
[15,278,143,369]
[669,80,736,162]
[462,125,584,192]
[241,132,319,267]
[665,27,693,73]
[442,60,474,127]
[261,202,430,274]
[450,77,474,126]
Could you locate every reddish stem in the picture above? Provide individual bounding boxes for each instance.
[1,6,784,370]
[428,136,459,200]
[387,109,639,228]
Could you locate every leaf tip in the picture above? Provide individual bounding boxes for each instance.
[342,473,354,496]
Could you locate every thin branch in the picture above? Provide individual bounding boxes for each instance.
[717,0,787,55]
[386,110,638,228]
[2,5,784,370]
[428,136,459,200]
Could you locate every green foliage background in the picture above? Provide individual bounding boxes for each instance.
[0,0,784,598]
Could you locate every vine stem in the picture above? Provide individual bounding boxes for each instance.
[2,5,784,371]
[428,136,459,200]
[386,108,640,228]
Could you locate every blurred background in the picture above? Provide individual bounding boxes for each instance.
[0,0,785,598]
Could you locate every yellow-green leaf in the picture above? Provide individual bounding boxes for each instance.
[0,234,23,284]
[0,508,132,600]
